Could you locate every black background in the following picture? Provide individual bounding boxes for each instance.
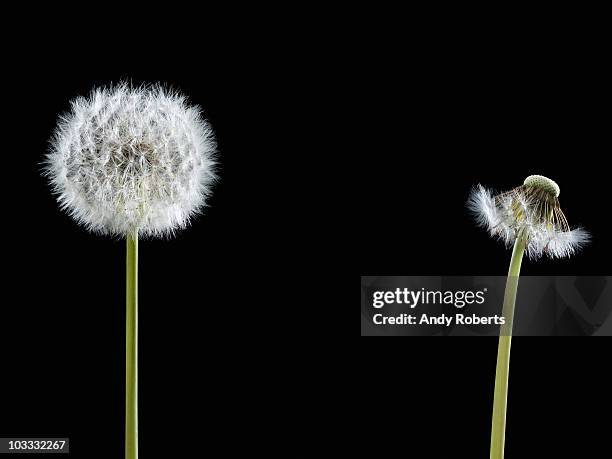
[359,21,611,459]
[0,13,610,459]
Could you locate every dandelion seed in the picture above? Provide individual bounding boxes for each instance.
[45,83,217,238]
[467,175,589,259]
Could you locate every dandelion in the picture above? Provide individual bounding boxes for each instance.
[468,175,589,260]
[467,175,588,459]
[44,83,217,459]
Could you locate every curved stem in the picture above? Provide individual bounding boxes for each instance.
[126,233,138,459]
[490,233,526,459]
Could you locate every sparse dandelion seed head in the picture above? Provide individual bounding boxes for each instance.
[467,178,589,260]
[44,83,217,238]
[523,175,560,197]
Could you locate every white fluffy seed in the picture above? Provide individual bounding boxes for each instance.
[45,83,217,238]
[467,184,589,259]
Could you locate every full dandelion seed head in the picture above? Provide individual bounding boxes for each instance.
[45,83,217,238]
[467,175,589,259]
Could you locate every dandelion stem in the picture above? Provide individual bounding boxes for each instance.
[125,233,138,459]
[490,232,527,459]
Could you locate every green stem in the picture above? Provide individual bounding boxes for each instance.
[126,233,138,459]
[490,233,527,459]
